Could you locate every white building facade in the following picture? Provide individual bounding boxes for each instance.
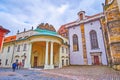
[65,11,108,65]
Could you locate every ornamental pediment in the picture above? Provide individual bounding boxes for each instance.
[37,23,56,32]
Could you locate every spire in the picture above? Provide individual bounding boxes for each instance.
[24,28,26,32]
[31,26,33,30]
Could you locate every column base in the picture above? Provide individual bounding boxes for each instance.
[50,64,54,69]
[44,64,54,69]
[59,63,62,68]
[24,64,31,68]
[84,59,88,65]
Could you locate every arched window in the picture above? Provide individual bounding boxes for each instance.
[18,37,22,40]
[73,34,79,51]
[90,30,99,49]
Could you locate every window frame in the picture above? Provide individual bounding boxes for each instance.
[7,46,10,53]
[23,44,27,51]
[17,45,20,52]
[73,34,79,51]
[90,30,99,49]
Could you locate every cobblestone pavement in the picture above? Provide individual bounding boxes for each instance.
[40,66,120,80]
[0,66,120,80]
[0,68,71,80]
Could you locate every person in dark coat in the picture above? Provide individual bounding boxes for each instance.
[16,62,19,69]
[12,62,17,72]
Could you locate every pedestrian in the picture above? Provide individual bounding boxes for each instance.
[16,62,19,69]
[19,61,22,69]
[0,62,1,67]
[0,60,1,67]
[12,62,17,72]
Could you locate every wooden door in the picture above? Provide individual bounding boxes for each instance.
[94,56,99,65]
[34,56,37,67]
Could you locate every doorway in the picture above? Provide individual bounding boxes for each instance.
[94,56,99,65]
[34,56,38,67]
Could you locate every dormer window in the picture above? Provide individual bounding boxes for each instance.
[80,13,83,20]
[24,36,29,39]
[78,11,85,20]
[18,37,22,40]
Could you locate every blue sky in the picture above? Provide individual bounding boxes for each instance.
[0,0,105,36]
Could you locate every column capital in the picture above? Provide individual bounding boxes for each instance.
[46,41,49,43]
[50,41,54,43]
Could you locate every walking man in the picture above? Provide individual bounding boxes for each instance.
[12,62,17,72]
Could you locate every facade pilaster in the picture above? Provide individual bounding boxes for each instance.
[24,43,32,68]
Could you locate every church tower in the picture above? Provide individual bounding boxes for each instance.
[103,0,120,70]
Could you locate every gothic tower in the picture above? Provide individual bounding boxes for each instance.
[103,0,120,70]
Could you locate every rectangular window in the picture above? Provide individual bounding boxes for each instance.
[23,44,27,51]
[17,45,20,52]
[66,60,68,65]
[66,48,68,54]
[62,60,64,66]
[7,46,10,52]
[62,47,64,53]
[5,59,8,65]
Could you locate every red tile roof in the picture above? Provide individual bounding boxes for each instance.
[0,25,10,34]
[4,35,16,43]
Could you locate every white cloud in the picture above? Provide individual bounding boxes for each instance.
[57,4,69,14]
[0,0,105,36]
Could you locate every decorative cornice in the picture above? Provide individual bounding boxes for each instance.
[66,13,104,28]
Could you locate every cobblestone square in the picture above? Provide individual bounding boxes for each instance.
[0,66,120,80]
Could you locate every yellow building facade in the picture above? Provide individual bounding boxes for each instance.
[0,23,69,69]
[101,0,120,70]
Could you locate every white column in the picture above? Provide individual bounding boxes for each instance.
[50,42,54,69]
[44,41,49,69]
[24,43,32,68]
[59,46,62,68]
